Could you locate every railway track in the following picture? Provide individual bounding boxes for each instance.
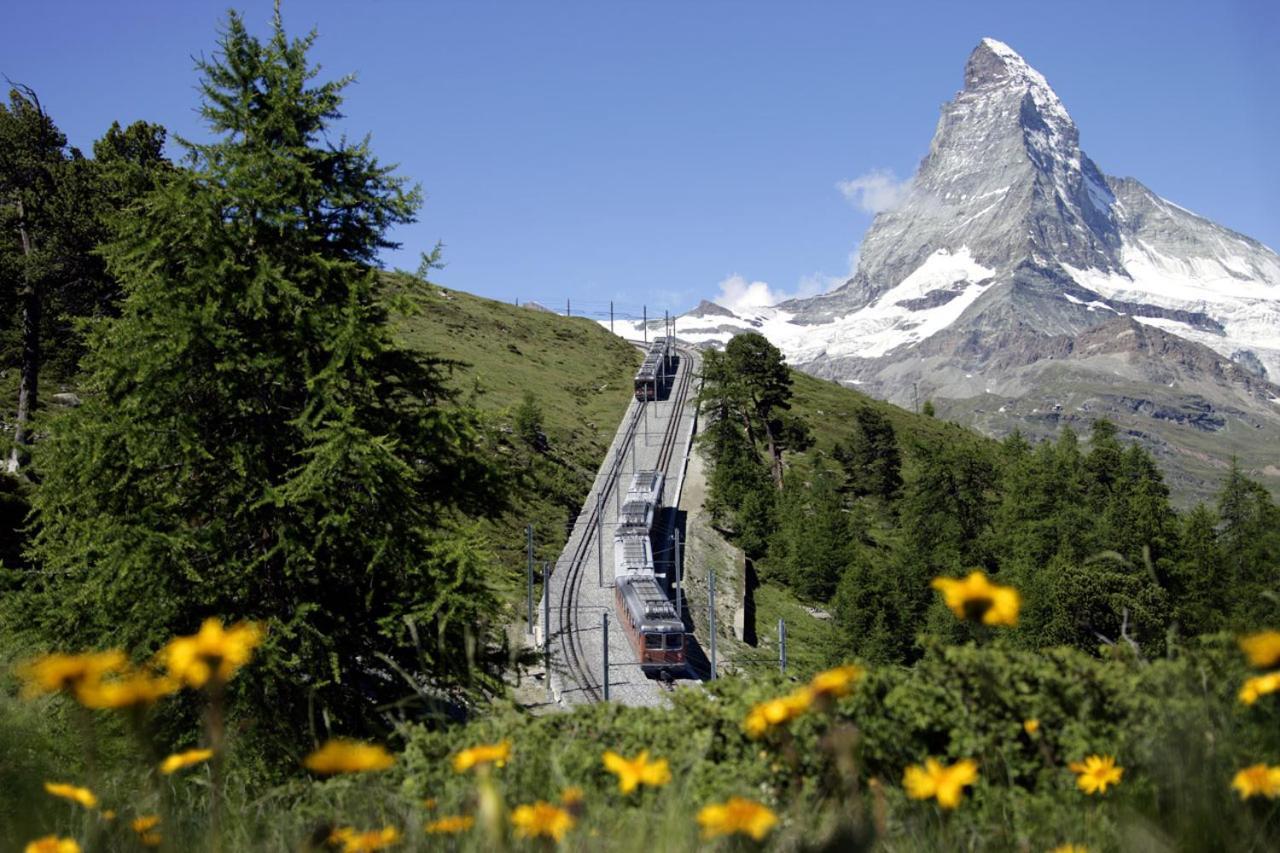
[554,343,697,703]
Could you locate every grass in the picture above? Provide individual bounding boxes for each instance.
[388,275,641,600]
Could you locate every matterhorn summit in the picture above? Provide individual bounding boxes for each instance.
[624,38,1280,501]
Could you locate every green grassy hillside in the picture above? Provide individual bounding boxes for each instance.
[388,275,642,616]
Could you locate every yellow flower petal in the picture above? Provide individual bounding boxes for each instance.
[23,836,81,853]
[696,797,778,841]
[43,782,97,810]
[159,748,214,775]
[303,740,394,775]
[1239,631,1280,669]
[1069,754,1123,795]
[510,802,574,842]
[902,758,979,809]
[425,815,474,835]
[602,750,671,794]
[930,572,1020,627]
[451,740,511,773]
[1232,764,1280,800]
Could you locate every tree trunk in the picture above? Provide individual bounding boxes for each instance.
[7,200,38,475]
[763,421,783,489]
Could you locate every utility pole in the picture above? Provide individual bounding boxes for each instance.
[609,300,614,334]
[779,619,787,673]
[643,306,647,343]
[543,561,551,697]
[526,525,534,628]
[708,570,717,680]
[913,381,919,414]
[566,298,571,318]
[596,488,604,586]
[602,612,610,701]
[674,527,683,619]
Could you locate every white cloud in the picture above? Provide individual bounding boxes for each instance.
[713,275,781,314]
[837,168,912,214]
[713,248,861,314]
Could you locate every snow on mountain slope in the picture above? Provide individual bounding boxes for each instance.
[611,37,1280,501]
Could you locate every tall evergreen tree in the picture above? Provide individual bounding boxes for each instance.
[768,457,852,600]
[16,9,503,745]
[1217,459,1280,626]
[0,86,67,473]
[834,406,902,502]
[722,332,794,487]
[1169,503,1227,635]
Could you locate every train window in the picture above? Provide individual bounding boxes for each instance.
[665,634,683,650]
[644,634,662,650]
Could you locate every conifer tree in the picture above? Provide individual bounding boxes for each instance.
[834,406,902,502]
[17,9,503,744]
[769,457,852,600]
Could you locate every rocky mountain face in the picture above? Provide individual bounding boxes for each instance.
[625,38,1280,504]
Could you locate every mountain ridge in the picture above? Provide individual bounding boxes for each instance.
[615,37,1280,503]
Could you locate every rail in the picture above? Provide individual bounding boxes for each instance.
[554,343,697,703]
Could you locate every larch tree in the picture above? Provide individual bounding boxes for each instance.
[0,86,64,474]
[17,8,504,746]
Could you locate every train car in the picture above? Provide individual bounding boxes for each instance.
[616,574,685,670]
[633,338,674,400]
[626,470,665,510]
[612,530,653,583]
[633,359,658,400]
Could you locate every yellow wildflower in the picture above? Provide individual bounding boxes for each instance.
[1239,671,1280,705]
[303,739,395,775]
[510,801,574,842]
[602,750,672,794]
[424,815,474,835]
[931,571,1020,626]
[1239,631,1280,669]
[452,740,511,773]
[1049,846,1088,853]
[1231,764,1280,800]
[743,688,813,738]
[158,618,263,688]
[560,786,584,806]
[19,650,127,698]
[328,826,400,852]
[159,748,214,775]
[421,797,437,810]
[902,758,979,809]
[131,816,160,834]
[23,837,81,853]
[1023,719,1040,735]
[808,664,863,700]
[43,782,98,810]
[75,670,177,709]
[1069,755,1124,795]
[139,834,162,848]
[100,811,116,821]
[696,796,778,841]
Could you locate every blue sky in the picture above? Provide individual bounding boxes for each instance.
[7,1,1277,319]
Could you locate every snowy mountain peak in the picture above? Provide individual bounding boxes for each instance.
[644,38,1280,501]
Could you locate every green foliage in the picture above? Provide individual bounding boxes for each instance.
[513,390,546,450]
[10,641,1277,851]
[768,457,854,600]
[833,405,903,502]
[697,333,804,559]
[9,9,506,750]
[1218,458,1280,627]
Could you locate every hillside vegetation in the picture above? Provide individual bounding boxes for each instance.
[3,8,1280,853]
[388,277,641,603]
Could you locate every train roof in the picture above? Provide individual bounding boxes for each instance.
[613,532,652,574]
[618,575,680,629]
[617,499,653,528]
[629,470,663,492]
